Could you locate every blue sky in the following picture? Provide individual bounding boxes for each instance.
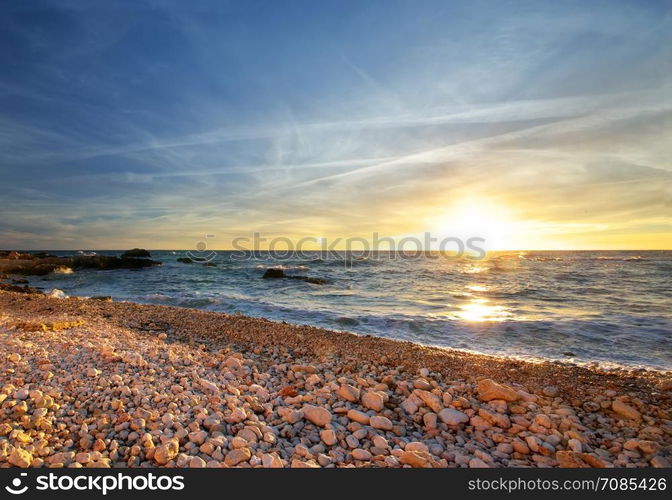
[1,0,671,249]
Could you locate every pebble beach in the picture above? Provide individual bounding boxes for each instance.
[0,290,670,469]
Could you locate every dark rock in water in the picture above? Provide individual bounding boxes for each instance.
[121,248,151,258]
[90,296,113,301]
[563,351,577,357]
[177,257,193,264]
[336,317,359,327]
[263,268,285,278]
[12,279,29,284]
[302,277,326,285]
[262,268,325,284]
[203,262,217,267]
[0,283,41,294]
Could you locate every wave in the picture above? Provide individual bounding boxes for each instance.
[255,264,310,271]
[590,255,646,261]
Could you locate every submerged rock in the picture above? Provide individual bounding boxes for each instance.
[262,268,326,284]
[303,277,326,284]
[177,257,193,264]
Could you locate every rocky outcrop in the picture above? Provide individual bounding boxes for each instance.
[0,252,161,275]
[120,248,151,258]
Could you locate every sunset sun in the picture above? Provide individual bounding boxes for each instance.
[431,199,522,251]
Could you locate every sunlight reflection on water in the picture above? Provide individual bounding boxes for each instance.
[456,298,510,322]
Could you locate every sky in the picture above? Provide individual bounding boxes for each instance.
[0,0,670,250]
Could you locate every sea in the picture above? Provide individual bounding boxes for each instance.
[22,250,672,371]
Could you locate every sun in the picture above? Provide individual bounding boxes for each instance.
[429,198,521,251]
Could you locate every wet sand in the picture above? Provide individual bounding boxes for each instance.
[0,290,670,468]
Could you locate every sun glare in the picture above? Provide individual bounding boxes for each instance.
[430,199,522,250]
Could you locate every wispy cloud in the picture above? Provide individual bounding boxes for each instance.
[0,0,670,249]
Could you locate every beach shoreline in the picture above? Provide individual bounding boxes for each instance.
[1,290,670,468]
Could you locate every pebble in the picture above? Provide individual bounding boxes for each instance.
[637,441,659,455]
[372,436,388,449]
[405,442,429,453]
[154,439,179,465]
[477,379,520,401]
[14,388,29,400]
[9,448,32,468]
[189,430,208,445]
[512,439,530,455]
[611,400,641,421]
[336,384,360,402]
[567,438,583,453]
[320,429,338,446]
[423,412,438,429]
[303,405,332,427]
[261,453,284,468]
[400,398,419,415]
[347,409,370,425]
[224,448,251,466]
[399,450,434,468]
[362,391,385,411]
[438,408,469,426]
[352,449,372,461]
[534,414,552,428]
[416,390,443,412]
[370,416,393,431]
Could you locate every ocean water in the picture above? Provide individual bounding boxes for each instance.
[24,250,672,370]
